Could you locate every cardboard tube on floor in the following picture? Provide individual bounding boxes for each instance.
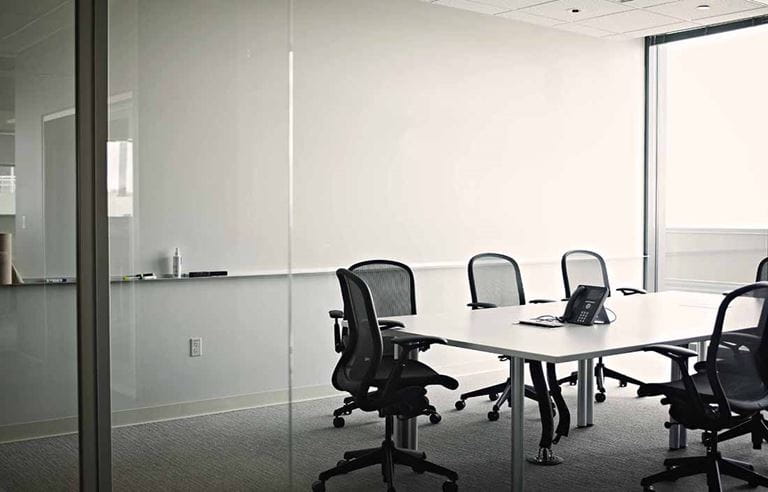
[0,233,11,285]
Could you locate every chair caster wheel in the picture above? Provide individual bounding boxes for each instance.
[333,416,345,428]
[312,480,326,492]
[443,481,458,492]
[595,393,606,403]
[487,411,500,421]
[619,380,628,387]
[570,380,577,386]
[429,413,442,424]
[489,393,498,401]
[643,487,654,492]
[454,400,466,411]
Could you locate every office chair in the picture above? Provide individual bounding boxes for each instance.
[691,256,768,450]
[637,282,768,491]
[313,269,459,492]
[329,260,441,428]
[453,253,570,463]
[561,250,646,402]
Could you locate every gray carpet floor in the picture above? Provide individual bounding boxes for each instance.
[2,371,768,491]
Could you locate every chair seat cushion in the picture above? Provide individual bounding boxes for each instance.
[373,357,459,391]
[639,370,768,414]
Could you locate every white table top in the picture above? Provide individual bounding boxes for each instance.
[388,291,763,363]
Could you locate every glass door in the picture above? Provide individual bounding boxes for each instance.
[107,0,293,489]
[0,0,80,488]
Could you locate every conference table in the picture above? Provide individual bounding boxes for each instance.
[387,290,763,491]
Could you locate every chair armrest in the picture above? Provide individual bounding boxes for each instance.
[617,287,647,296]
[529,298,556,304]
[391,335,447,354]
[467,302,497,309]
[378,319,405,330]
[721,333,760,347]
[329,309,345,353]
[642,344,697,360]
[640,344,705,411]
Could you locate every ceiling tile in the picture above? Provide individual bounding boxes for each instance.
[696,6,768,24]
[578,8,683,31]
[476,0,555,9]
[432,0,507,14]
[623,19,699,35]
[496,9,564,25]
[555,22,615,35]
[604,0,677,7]
[520,0,632,22]
[647,0,764,20]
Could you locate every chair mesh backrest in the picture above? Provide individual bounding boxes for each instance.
[707,283,768,416]
[349,260,416,317]
[561,250,611,298]
[468,253,525,307]
[333,269,383,399]
[757,258,768,282]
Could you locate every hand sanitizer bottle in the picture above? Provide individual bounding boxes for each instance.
[173,248,182,278]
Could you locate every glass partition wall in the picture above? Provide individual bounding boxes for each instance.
[649,24,768,293]
[0,1,80,488]
[107,0,292,489]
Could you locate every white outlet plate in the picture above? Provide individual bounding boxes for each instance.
[189,337,202,357]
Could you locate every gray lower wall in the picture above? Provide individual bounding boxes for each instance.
[663,227,767,293]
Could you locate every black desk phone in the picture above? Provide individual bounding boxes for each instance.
[562,285,609,325]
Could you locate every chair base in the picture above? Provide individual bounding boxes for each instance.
[641,440,768,491]
[454,378,542,420]
[561,357,645,403]
[714,413,768,450]
[314,416,458,492]
[334,397,442,428]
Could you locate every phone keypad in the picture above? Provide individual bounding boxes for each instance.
[577,311,589,323]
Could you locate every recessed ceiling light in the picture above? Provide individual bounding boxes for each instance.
[696,4,711,9]
[569,8,581,13]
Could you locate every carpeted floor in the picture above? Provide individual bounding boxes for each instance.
[2,371,768,491]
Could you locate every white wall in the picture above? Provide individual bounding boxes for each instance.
[1,0,646,439]
[293,0,646,269]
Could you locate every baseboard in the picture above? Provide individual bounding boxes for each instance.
[0,361,503,444]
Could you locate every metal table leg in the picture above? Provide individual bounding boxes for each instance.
[510,356,525,492]
[577,358,594,428]
[668,354,687,450]
[393,344,418,450]
[697,341,707,361]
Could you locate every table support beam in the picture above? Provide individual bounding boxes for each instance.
[509,356,525,492]
[577,358,594,428]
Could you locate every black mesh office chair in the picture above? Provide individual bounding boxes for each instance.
[693,256,768,450]
[453,253,570,463]
[313,269,459,492]
[561,250,646,402]
[329,260,441,428]
[637,282,768,491]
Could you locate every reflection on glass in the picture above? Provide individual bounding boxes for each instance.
[0,0,79,488]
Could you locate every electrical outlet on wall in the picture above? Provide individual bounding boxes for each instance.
[189,337,202,357]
